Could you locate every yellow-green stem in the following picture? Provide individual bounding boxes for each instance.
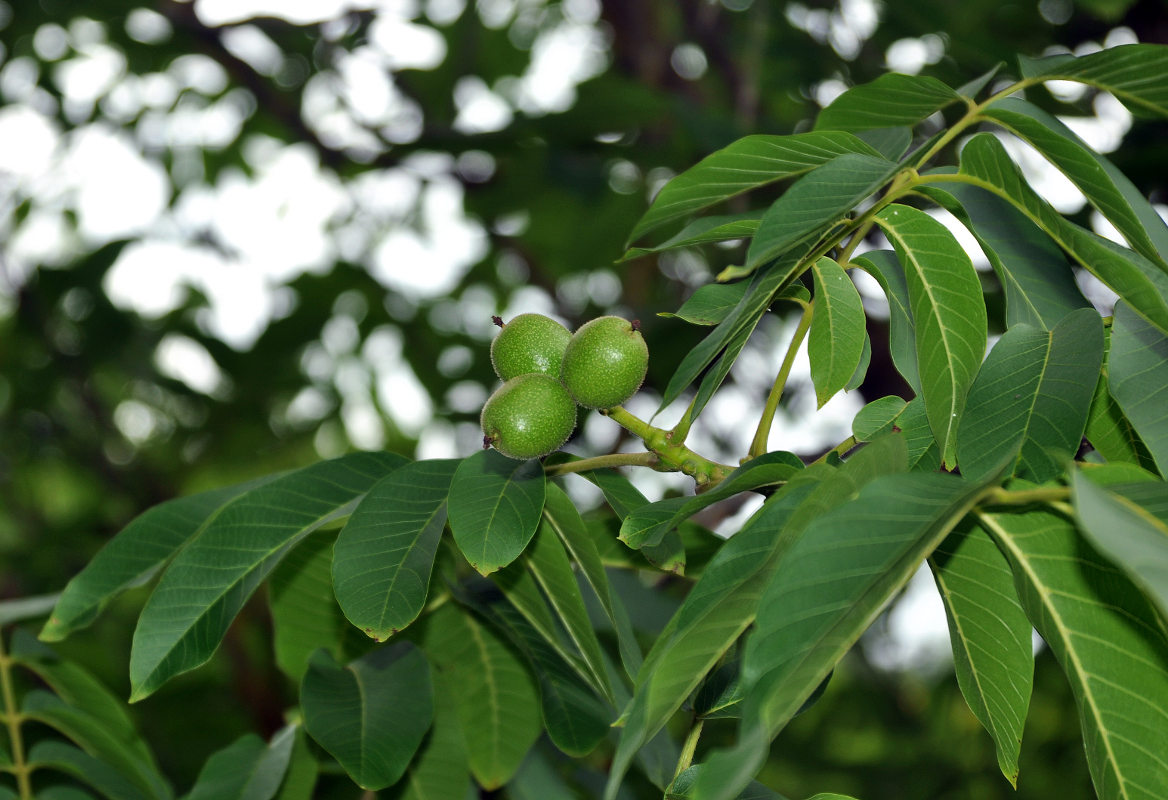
[0,634,32,799]
[669,393,702,445]
[603,406,734,488]
[543,452,659,477]
[982,486,1071,506]
[748,303,814,460]
[672,717,705,784]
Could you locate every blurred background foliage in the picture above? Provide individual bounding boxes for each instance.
[1,0,1164,796]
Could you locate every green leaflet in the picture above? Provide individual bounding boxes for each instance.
[956,308,1103,483]
[1109,301,1168,474]
[918,180,1090,330]
[41,474,279,642]
[183,724,297,800]
[853,250,920,392]
[543,481,643,680]
[1084,327,1158,471]
[603,468,834,800]
[480,591,612,758]
[815,73,960,132]
[743,470,994,728]
[623,212,762,263]
[301,644,433,791]
[333,459,459,640]
[928,521,1033,786]
[852,396,907,442]
[523,521,614,700]
[26,740,150,800]
[1019,44,1168,118]
[808,256,866,408]
[1072,470,1168,621]
[947,133,1168,336]
[981,505,1168,800]
[448,449,546,576]
[745,154,899,274]
[8,631,170,799]
[629,132,882,242]
[128,451,405,701]
[21,691,167,800]
[416,603,542,790]
[983,97,1168,268]
[874,204,988,466]
[660,281,751,326]
[383,672,470,800]
[268,530,371,681]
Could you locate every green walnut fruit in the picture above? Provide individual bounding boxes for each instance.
[481,372,577,460]
[489,313,571,381]
[560,316,648,409]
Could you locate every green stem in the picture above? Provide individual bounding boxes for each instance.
[543,452,659,477]
[982,486,1071,506]
[669,393,701,445]
[603,406,734,488]
[672,717,705,783]
[811,435,858,465]
[0,634,32,799]
[748,303,814,460]
[909,78,1029,172]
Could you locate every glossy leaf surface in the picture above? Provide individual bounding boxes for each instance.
[448,449,545,576]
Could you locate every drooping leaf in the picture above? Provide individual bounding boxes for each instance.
[949,133,1168,335]
[26,740,150,800]
[660,281,751,326]
[808,256,866,408]
[417,603,542,789]
[918,180,1091,329]
[983,97,1168,267]
[183,724,297,800]
[128,452,405,701]
[629,132,882,242]
[815,73,960,132]
[874,204,988,466]
[8,631,170,798]
[301,644,433,791]
[483,592,611,758]
[620,451,803,549]
[333,458,458,640]
[268,530,370,682]
[623,213,762,263]
[524,521,614,699]
[956,308,1103,482]
[852,396,907,442]
[21,690,167,800]
[1019,44,1168,118]
[448,449,546,576]
[929,521,1034,786]
[745,154,899,274]
[603,471,831,800]
[1109,301,1168,474]
[543,481,643,679]
[853,250,920,391]
[1072,470,1168,620]
[981,505,1168,800]
[742,469,999,752]
[41,475,278,642]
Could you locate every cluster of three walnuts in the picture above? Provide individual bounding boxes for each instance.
[481,314,649,460]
